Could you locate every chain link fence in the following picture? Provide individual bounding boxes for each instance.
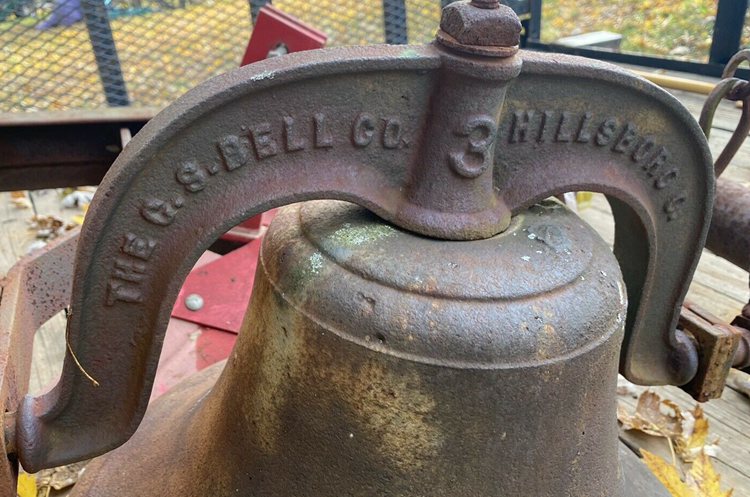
[0,0,452,112]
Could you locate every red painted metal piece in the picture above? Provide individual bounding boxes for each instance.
[152,319,235,401]
[171,238,262,334]
[240,5,327,67]
[221,210,275,244]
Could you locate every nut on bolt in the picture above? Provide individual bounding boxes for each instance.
[437,0,522,57]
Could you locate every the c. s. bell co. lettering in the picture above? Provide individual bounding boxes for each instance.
[105,232,158,306]
[109,111,409,307]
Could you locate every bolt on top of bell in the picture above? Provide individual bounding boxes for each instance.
[437,0,522,57]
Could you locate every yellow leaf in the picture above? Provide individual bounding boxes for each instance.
[642,449,734,497]
[16,472,36,497]
[686,452,733,497]
[641,449,696,497]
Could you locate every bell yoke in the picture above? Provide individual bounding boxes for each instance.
[4,0,715,496]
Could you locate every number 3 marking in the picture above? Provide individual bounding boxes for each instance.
[449,116,498,179]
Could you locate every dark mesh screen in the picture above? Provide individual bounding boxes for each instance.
[0,1,529,112]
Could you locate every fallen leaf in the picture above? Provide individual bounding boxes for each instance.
[618,390,683,439]
[16,472,36,497]
[642,450,733,497]
[36,460,88,492]
[686,452,733,497]
[676,405,717,463]
[641,450,696,497]
[10,191,30,210]
[618,390,720,464]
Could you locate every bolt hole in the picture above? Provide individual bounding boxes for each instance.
[375,332,386,344]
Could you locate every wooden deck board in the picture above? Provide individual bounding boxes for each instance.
[1,65,749,493]
[0,190,74,395]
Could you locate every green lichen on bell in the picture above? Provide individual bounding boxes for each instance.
[327,222,397,249]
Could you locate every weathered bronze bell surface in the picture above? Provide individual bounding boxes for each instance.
[270,200,623,367]
[72,199,631,496]
[71,362,670,497]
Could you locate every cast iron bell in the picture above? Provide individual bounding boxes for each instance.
[73,198,631,496]
[3,1,717,496]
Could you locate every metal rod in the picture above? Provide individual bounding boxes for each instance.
[250,0,269,23]
[383,0,408,44]
[80,0,129,107]
[527,0,542,42]
[632,70,715,95]
[709,0,748,65]
[528,41,750,80]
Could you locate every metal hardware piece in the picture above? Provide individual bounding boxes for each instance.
[680,302,741,401]
[730,314,750,369]
[437,0,521,56]
[7,2,713,474]
[240,5,326,67]
[183,294,204,311]
[706,178,750,271]
[700,49,750,177]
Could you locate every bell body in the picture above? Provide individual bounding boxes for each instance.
[72,200,628,496]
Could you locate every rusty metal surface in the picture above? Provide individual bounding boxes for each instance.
[72,364,670,497]
[437,1,521,57]
[0,108,153,191]
[680,301,741,401]
[8,3,713,473]
[706,178,750,271]
[730,313,750,370]
[0,232,78,496]
[72,199,631,496]
[702,177,750,373]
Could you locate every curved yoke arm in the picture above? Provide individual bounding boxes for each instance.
[15,44,712,471]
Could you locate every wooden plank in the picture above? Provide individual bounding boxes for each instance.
[0,190,77,396]
[619,443,671,497]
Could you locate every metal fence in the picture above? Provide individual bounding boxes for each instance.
[0,0,446,112]
[4,0,746,114]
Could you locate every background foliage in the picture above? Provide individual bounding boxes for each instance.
[542,0,749,60]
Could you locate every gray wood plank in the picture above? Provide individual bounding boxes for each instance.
[619,443,671,497]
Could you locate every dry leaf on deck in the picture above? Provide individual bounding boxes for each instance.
[686,452,733,497]
[36,460,88,492]
[618,390,683,438]
[642,450,733,497]
[10,191,30,210]
[618,391,719,463]
[676,405,716,463]
[641,450,695,497]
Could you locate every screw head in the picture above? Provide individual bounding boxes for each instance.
[184,293,204,311]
